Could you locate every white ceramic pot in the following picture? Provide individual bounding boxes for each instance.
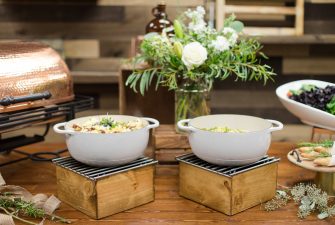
[53,115,159,167]
[177,114,283,166]
[276,79,335,131]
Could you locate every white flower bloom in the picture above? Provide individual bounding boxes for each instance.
[196,6,206,16]
[182,42,208,70]
[185,6,207,34]
[188,20,206,34]
[210,36,230,52]
[223,27,238,46]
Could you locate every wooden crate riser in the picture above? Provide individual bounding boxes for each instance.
[153,125,191,163]
[56,165,155,219]
[179,162,278,215]
[155,148,192,164]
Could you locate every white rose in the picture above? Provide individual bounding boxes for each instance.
[182,42,208,70]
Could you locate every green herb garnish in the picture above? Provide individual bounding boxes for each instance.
[99,117,117,128]
[297,140,334,148]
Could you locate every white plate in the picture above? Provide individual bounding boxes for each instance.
[276,79,335,131]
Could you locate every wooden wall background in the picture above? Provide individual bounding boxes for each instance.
[0,0,334,124]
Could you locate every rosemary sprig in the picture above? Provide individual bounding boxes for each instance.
[0,197,70,224]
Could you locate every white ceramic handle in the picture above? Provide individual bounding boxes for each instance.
[142,117,160,129]
[267,120,284,132]
[53,122,75,135]
[177,119,196,132]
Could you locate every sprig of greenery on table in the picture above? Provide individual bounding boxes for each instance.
[126,7,276,95]
[264,183,335,220]
[0,194,70,225]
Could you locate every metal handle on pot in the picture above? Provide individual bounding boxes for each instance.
[267,120,284,132]
[142,117,160,129]
[53,122,75,135]
[177,119,196,133]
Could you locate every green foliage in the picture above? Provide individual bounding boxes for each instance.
[126,7,276,95]
[326,96,335,115]
[264,183,335,220]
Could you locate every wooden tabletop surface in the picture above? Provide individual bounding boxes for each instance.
[0,142,333,225]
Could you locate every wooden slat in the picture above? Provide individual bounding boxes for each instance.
[224,5,296,15]
[283,57,335,75]
[0,0,204,6]
[305,0,335,3]
[215,0,225,31]
[155,149,192,163]
[71,71,119,84]
[295,0,305,35]
[96,0,204,6]
[243,27,297,36]
[64,40,99,58]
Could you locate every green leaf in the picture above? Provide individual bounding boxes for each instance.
[230,21,244,33]
[173,20,184,38]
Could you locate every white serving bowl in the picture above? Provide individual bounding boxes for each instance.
[177,114,283,166]
[53,115,159,167]
[276,80,335,131]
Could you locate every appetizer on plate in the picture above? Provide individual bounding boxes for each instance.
[296,140,335,166]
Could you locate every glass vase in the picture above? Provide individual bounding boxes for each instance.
[175,81,210,131]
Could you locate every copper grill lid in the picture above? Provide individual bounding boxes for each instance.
[0,41,74,113]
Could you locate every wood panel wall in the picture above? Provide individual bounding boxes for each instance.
[0,0,334,123]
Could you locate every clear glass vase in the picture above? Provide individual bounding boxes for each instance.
[175,81,210,131]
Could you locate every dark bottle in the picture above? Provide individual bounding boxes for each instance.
[145,3,173,35]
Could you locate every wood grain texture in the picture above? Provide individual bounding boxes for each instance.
[179,162,233,215]
[56,166,97,218]
[153,125,190,149]
[56,163,155,219]
[1,142,333,224]
[96,166,155,218]
[231,163,277,214]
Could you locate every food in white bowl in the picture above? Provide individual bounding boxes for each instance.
[177,114,283,166]
[72,117,145,133]
[53,115,159,167]
[276,80,335,131]
[287,84,334,115]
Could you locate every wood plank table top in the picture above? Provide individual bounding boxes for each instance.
[0,142,333,225]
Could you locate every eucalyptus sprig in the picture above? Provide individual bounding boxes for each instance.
[264,183,335,220]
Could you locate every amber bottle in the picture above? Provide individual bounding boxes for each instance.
[145,4,173,34]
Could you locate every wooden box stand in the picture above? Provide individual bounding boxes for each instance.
[54,157,156,219]
[178,156,278,215]
[153,125,191,163]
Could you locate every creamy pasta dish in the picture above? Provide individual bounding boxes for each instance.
[72,117,145,133]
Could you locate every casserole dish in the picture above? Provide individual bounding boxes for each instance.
[276,79,335,131]
[53,115,159,167]
[177,114,283,166]
[0,41,74,113]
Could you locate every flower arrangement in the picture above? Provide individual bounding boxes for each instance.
[126,6,276,121]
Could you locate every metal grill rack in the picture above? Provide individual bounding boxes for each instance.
[176,153,280,177]
[0,95,94,166]
[53,156,158,181]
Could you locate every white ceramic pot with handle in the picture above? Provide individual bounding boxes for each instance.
[177,114,283,166]
[53,115,159,167]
